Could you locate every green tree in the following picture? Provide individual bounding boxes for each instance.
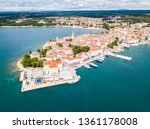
[31,61,36,68]
[56,43,63,47]
[29,50,32,54]
[31,57,38,62]
[45,46,52,50]
[37,49,41,53]
[72,45,90,55]
[40,49,48,57]
[66,39,73,42]
[107,38,119,49]
[24,54,30,59]
[21,54,44,68]
[102,23,110,30]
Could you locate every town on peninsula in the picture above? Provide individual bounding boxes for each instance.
[12,16,150,92]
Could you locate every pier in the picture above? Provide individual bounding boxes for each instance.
[107,52,132,60]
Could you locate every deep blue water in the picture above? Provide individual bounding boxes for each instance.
[1,10,150,20]
[0,27,150,112]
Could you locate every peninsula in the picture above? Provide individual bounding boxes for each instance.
[17,17,150,92]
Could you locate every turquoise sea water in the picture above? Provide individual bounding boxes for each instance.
[0,27,150,112]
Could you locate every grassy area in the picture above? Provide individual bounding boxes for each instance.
[122,16,150,23]
[0,18,57,26]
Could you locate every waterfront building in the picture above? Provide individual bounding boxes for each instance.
[64,57,80,67]
[43,60,63,76]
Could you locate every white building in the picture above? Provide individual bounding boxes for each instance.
[43,60,63,77]
[64,57,80,66]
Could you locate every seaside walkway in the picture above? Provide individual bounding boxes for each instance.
[21,69,80,92]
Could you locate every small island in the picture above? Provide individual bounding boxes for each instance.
[16,17,150,92]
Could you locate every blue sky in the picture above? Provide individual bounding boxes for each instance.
[0,0,150,11]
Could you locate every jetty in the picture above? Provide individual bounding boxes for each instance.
[107,52,132,60]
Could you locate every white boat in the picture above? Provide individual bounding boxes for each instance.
[99,58,104,61]
[84,64,91,69]
[78,76,81,80]
[89,63,98,68]
[99,57,105,61]
[97,59,103,63]
[99,56,105,60]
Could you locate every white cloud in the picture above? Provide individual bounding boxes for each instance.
[0,0,150,11]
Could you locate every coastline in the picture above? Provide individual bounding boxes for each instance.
[16,59,24,72]
[17,41,149,92]
[14,25,150,92]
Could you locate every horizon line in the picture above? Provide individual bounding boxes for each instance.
[0,9,150,12]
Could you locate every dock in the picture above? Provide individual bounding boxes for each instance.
[107,52,132,60]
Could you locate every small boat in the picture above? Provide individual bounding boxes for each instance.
[99,56,105,60]
[89,63,98,68]
[99,58,104,60]
[78,76,81,80]
[84,64,91,69]
[97,59,103,63]
[98,58,104,61]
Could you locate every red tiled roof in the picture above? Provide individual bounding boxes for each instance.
[43,60,62,68]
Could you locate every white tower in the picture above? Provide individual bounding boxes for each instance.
[56,36,59,41]
[72,27,75,38]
